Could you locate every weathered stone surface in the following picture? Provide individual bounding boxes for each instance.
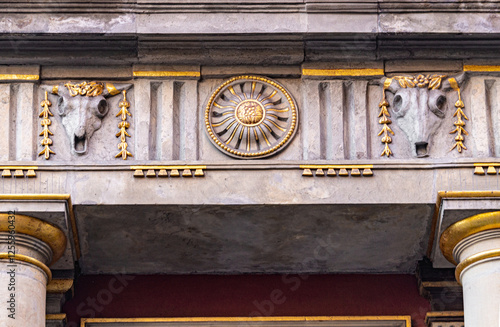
[76,203,433,274]
[41,66,132,80]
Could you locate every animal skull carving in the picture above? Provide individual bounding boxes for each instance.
[383,73,466,157]
[50,82,131,155]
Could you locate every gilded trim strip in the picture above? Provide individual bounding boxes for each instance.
[0,166,38,170]
[47,313,67,321]
[464,65,500,72]
[0,253,52,282]
[81,316,411,327]
[133,71,200,78]
[455,249,500,283]
[474,163,500,166]
[0,74,39,81]
[302,69,384,77]
[0,194,81,259]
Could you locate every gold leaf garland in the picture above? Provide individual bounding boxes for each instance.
[448,77,468,153]
[115,90,133,160]
[38,91,55,160]
[64,81,104,97]
[378,78,394,157]
[394,74,446,90]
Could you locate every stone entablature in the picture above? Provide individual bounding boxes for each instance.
[2,64,500,163]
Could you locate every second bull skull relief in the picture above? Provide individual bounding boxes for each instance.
[51,81,131,155]
[378,73,467,158]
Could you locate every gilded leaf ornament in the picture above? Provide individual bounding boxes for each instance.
[38,91,55,160]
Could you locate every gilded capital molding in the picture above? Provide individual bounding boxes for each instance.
[0,214,67,265]
[439,211,500,266]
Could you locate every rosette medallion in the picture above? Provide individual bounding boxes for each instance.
[205,76,298,158]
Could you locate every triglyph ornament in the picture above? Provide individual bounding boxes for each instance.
[205,76,298,159]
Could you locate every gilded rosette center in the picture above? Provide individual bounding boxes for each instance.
[235,100,265,126]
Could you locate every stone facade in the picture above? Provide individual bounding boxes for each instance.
[0,1,500,326]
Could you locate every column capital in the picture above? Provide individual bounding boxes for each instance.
[0,213,67,265]
[440,211,500,265]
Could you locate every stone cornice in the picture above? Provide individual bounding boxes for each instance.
[0,1,498,14]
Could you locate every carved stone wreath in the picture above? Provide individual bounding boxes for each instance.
[205,75,298,158]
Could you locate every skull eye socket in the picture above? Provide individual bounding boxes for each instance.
[393,94,403,113]
[436,95,446,110]
[96,99,108,117]
[57,97,66,116]
[430,94,446,118]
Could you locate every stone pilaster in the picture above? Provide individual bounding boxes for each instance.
[440,211,500,327]
[0,213,66,327]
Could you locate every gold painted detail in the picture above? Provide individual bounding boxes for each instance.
[106,83,121,96]
[115,90,133,160]
[64,81,104,97]
[439,211,500,265]
[38,91,55,160]
[448,78,468,153]
[81,316,411,326]
[235,100,265,126]
[455,249,500,283]
[46,313,67,321]
[205,76,298,159]
[464,65,500,72]
[47,279,74,293]
[0,166,37,178]
[300,165,373,177]
[133,71,200,78]
[302,68,385,77]
[82,316,411,327]
[131,166,206,178]
[0,253,52,282]
[0,74,39,81]
[0,213,67,265]
[393,74,447,90]
[473,163,500,175]
[378,78,394,157]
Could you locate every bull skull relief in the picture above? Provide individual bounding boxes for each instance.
[379,73,466,157]
[51,81,131,155]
